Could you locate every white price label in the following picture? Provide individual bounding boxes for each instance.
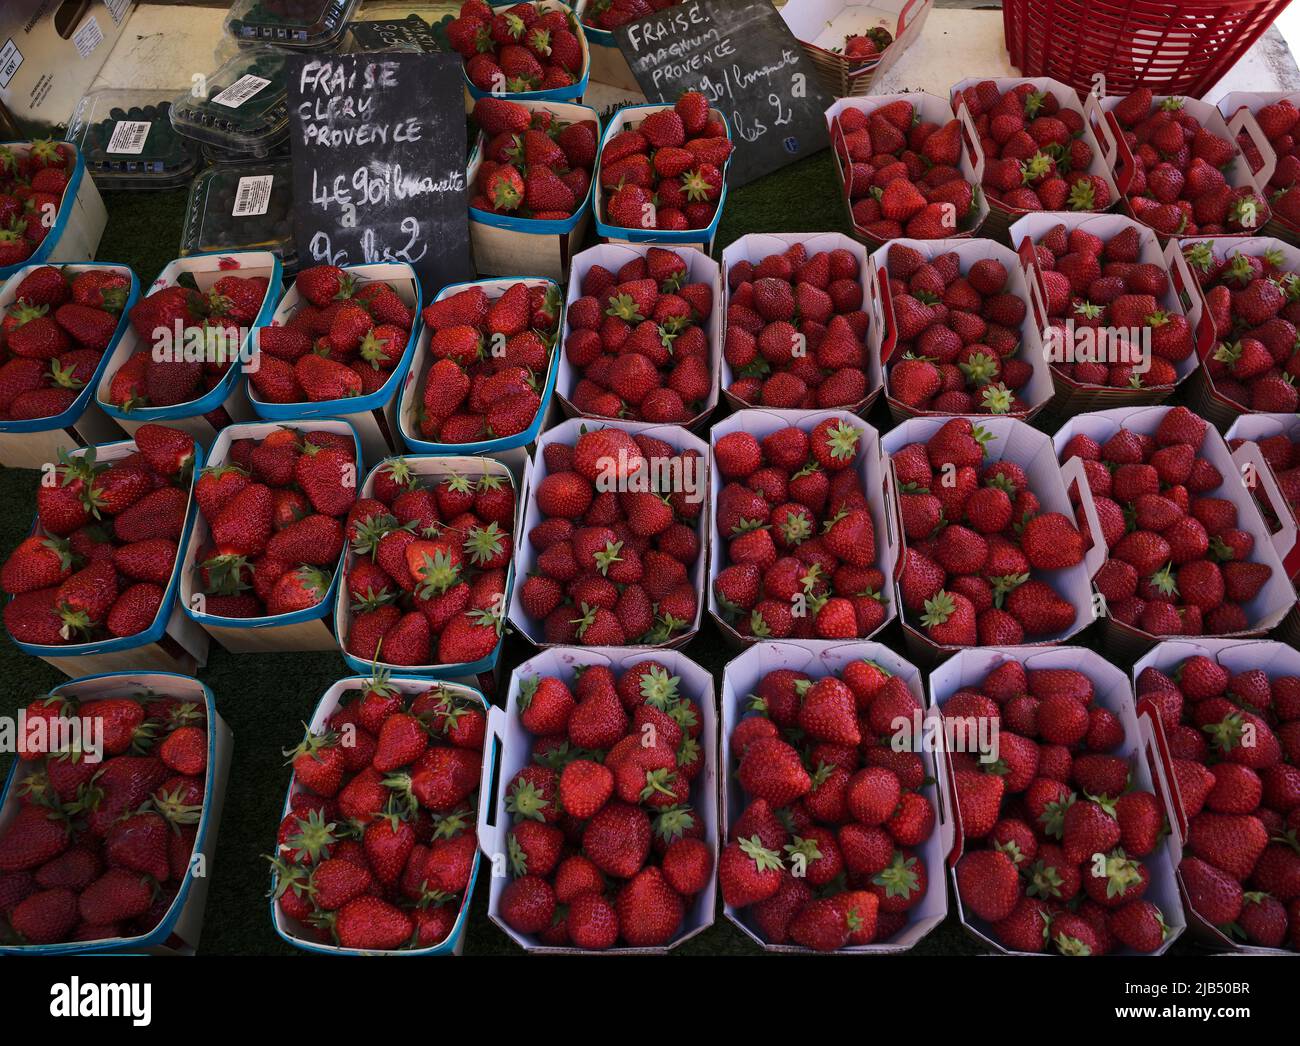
[211,74,272,109]
[107,120,151,155]
[232,175,274,217]
[72,17,104,59]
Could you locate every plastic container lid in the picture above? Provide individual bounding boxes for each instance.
[66,88,203,190]
[202,137,291,166]
[225,0,361,49]
[169,46,290,157]
[179,160,298,274]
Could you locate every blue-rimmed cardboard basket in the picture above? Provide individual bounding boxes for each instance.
[4,435,210,678]
[0,141,108,283]
[179,417,362,653]
[94,250,283,449]
[248,261,422,468]
[270,674,488,955]
[336,447,532,678]
[467,99,599,281]
[593,103,732,255]
[463,1,591,102]
[398,277,562,456]
[0,262,138,468]
[0,671,231,955]
[480,646,717,952]
[570,0,642,91]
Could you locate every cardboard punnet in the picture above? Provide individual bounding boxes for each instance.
[0,261,136,468]
[398,276,561,457]
[707,409,899,644]
[867,237,1053,423]
[1170,234,1300,430]
[1052,406,1296,660]
[1216,91,1300,246]
[826,93,988,248]
[508,417,709,650]
[720,232,881,414]
[96,251,283,449]
[5,436,210,678]
[1225,412,1300,579]
[463,1,591,103]
[932,645,1186,955]
[465,99,598,282]
[0,671,231,955]
[1132,637,1299,955]
[179,418,361,654]
[1007,212,1200,418]
[721,640,951,952]
[335,448,532,679]
[558,243,721,430]
[479,646,717,952]
[571,0,644,92]
[951,77,1120,246]
[0,141,107,282]
[1088,94,1273,244]
[882,415,1106,665]
[780,0,933,99]
[592,104,732,255]
[271,674,487,956]
[248,261,421,468]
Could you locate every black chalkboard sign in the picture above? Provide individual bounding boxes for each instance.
[284,52,473,294]
[613,0,832,188]
[346,15,443,53]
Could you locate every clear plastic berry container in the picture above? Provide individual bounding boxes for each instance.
[201,137,291,167]
[224,0,361,49]
[169,46,290,157]
[179,160,298,274]
[67,88,203,190]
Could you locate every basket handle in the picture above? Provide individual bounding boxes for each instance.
[1083,93,1118,171]
[1227,107,1278,196]
[474,705,510,866]
[1232,440,1299,564]
[1023,247,1051,332]
[872,263,899,364]
[1135,699,1188,848]
[1162,238,1217,362]
[1059,453,1109,580]
[883,458,907,582]
[897,0,925,34]
[954,99,986,184]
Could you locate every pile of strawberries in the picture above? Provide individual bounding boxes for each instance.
[961,80,1111,213]
[1236,97,1300,229]
[189,426,357,619]
[517,427,702,646]
[497,660,710,948]
[897,418,1084,646]
[712,418,886,639]
[0,265,129,421]
[449,1,585,95]
[469,96,596,221]
[0,140,72,268]
[0,688,211,945]
[272,678,483,951]
[564,247,714,423]
[1063,407,1274,636]
[884,243,1034,415]
[342,459,513,668]
[1109,89,1268,237]
[725,241,871,409]
[723,661,936,950]
[1137,654,1300,950]
[1180,242,1300,413]
[416,280,559,445]
[833,98,977,241]
[251,264,413,406]
[1032,223,1193,390]
[104,272,268,420]
[950,660,1174,955]
[841,28,894,61]
[580,0,683,31]
[2,424,195,646]
[599,92,732,233]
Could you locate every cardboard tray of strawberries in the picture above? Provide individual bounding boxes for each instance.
[0,141,108,282]
[1217,91,1300,247]
[508,417,709,650]
[935,646,1186,956]
[177,419,362,654]
[95,252,283,449]
[480,646,718,952]
[570,0,644,92]
[720,639,952,952]
[1053,405,1296,660]
[1225,413,1300,579]
[707,409,900,644]
[1133,638,1300,955]
[869,237,1054,421]
[1008,212,1200,416]
[0,670,232,954]
[335,448,532,679]
[398,276,563,457]
[270,674,489,955]
[0,262,139,470]
[456,1,591,102]
[781,0,933,99]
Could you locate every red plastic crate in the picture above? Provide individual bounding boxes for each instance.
[1004,0,1293,98]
